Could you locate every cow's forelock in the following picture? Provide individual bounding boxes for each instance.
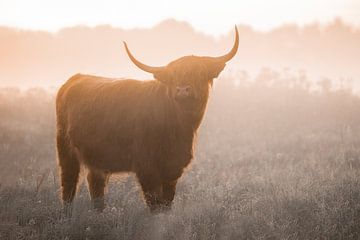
[161,62,211,107]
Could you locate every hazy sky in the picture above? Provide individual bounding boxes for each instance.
[0,0,359,35]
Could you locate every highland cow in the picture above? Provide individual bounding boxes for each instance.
[56,26,239,212]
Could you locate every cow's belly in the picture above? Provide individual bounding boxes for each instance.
[73,144,134,173]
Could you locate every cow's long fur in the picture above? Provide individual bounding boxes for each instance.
[56,56,227,212]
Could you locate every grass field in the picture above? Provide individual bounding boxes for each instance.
[1,72,360,239]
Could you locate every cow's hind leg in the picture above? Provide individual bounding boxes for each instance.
[57,133,80,214]
[87,169,109,211]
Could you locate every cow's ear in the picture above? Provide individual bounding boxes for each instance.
[208,61,226,79]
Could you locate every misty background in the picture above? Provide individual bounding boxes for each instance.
[0,18,359,90]
[2,16,360,239]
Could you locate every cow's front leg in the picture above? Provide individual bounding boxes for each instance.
[87,169,109,211]
[161,179,177,210]
[137,173,163,212]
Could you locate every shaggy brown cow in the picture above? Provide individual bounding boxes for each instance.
[56,26,238,212]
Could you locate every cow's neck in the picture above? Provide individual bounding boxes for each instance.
[175,97,209,133]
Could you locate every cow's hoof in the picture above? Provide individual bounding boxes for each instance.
[92,198,105,212]
[62,202,73,217]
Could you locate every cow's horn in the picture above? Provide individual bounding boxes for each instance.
[213,25,239,62]
[123,42,164,74]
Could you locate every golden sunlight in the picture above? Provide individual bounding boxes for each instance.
[0,0,358,34]
[1,1,360,239]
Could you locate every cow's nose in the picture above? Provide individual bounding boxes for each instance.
[176,85,192,97]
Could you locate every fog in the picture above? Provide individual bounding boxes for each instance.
[1,19,360,239]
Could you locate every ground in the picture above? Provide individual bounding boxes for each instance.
[1,74,360,239]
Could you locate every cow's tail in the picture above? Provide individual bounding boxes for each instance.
[56,96,80,206]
